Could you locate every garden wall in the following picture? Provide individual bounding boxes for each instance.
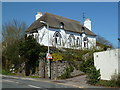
[38,60,81,79]
[94,49,120,80]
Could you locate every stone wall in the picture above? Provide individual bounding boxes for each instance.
[38,60,82,79]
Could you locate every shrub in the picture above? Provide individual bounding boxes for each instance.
[80,56,94,73]
[69,65,74,72]
[58,65,74,79]
[52,53,63,61]
[86,66,101,85]
[116,74,120,87]
[96,74,120,87]
[58,68,71,79]
[96,80,117,87]
[2,69,16,75]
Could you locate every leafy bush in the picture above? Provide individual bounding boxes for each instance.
[58,68,71,79]
[80,56,94,73]
[86,66,101,85]
[69,65,74,72]
[52,53,63,61]
[2,69,16,75]
[96,80,117,87]
[116,74,120,87]
[58,65,74,79]
[96,74,120,87]
[19,35,42,76]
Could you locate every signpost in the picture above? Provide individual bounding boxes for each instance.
[46,53,53,60]
[46,53,52,79]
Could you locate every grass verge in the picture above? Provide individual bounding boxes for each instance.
[96,80,119,87]
[1,70,16,75]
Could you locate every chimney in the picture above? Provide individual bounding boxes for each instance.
[36,12,42,20]
[84,18,92,31]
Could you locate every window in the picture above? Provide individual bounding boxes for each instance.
[83,36,88,41]
[82,26,85,33]
[60,22,64,29]
[35,33,39,42]
[76,37,80,46]
[69,34,75,47]
[53,31,61,45]
[83,37,88,48]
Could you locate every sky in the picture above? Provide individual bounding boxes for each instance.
[2,2,118,48]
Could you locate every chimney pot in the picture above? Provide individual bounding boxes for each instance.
[84,18,92,31]
[36,12,42,20]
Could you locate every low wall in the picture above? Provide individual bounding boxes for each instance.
[38,60,81,79]
[94,49,120,80]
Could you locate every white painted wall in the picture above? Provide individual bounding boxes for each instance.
[36,12,43,20]
[94,49,120,80]
[84,18,92,31]
[28,26,96,49]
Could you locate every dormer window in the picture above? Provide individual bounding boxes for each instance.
[82,26,85,33]
[60,22,64,29]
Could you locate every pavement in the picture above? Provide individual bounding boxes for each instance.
[52,75,107,88]
[1,74,118,89]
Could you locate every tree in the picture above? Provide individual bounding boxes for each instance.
[2,20,27,71]
[96,35,113,50]
[118,38,120,41]
[19,35,41,76]
[2,20,26,46]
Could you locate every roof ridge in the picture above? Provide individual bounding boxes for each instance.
[44,12,80,23]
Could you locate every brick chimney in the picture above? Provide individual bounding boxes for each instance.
[35,12,42,20]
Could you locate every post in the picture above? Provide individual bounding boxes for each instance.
[40,21,51,79]
[47,23,51,79]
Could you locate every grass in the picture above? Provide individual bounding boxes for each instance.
[2,69,16,75]
[29,76,41,78]
[96,80,119,87]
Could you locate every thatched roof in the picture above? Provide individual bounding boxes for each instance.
[26,12,96,36]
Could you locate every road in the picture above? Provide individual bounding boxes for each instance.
[1,75,119,90]
[2,75,81,89]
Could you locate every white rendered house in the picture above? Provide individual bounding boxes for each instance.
[26,12,96,49]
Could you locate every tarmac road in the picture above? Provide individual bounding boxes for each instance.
[2,75,80,89]
[1,75,119,90]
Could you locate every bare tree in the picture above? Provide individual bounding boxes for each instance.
[2,20,27,70]
[2,20,27,47]
[96,35,113,49]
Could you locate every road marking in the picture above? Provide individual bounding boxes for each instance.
[3,80,15,83]
[28,85,41,88]
[3,80,19,84]
[15,81,19,83]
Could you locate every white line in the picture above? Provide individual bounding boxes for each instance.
[28,85,41,88]
[3,80,19,84]
[15,82,19,83]
[3,80,15,83]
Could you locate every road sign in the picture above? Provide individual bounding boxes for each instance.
[46,53,53,59]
